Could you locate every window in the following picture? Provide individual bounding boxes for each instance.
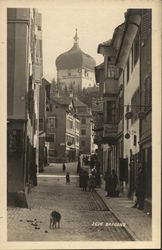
[108,56,111,63]
[134,33,139,66]
[127,57,130,84]
[47,117,57,132]
[66,135,75,146]
[68,72,71,76]
[106,101,116,124]
[107,67,115,78]
[67,119,73,129]
[81,118,86,124]
[81,129,86,135]
[81,140,86,147]
[119,96,124,120]
[39,119,44,130]
[131,88,140,124]
[46,133,56,142]
[144,73,152,112]
[49,142,56,149]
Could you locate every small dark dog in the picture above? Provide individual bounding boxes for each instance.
[50,211,61,229]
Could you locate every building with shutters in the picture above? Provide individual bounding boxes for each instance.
[55,30,96,94]
[7,8,43,207]
[46,96,80,162]
[96,9,152,211]
[73,99,95,155]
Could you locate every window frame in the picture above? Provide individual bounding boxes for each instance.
[81,129,86,135]
[81,118,86,124]
[106,101,116,124]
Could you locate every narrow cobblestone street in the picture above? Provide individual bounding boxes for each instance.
[7,163,133,241]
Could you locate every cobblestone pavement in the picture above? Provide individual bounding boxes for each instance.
[96,185,152,241]
[43,162,78,175]
[8,163,133,241]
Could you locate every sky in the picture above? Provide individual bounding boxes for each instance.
[39,6,126,82]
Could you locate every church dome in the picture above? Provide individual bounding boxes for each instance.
[56,30,96,70]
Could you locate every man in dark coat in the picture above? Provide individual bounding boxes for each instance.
[82,171,89,191]
[111,169,118,197]
[104,170,112,197]
[132,163,145,210]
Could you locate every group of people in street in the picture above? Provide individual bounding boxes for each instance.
[78,156,101,192]
[63,158,145,210]
[79,168,96,192]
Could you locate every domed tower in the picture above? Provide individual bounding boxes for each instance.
[56,30,96,93]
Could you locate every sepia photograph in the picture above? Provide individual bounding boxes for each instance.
[0,0,161,249]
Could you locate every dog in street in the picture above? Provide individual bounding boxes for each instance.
[50,211,61,229]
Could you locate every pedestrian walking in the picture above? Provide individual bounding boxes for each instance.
[66,172,70,184]
[82,171,89,191]
[104,170,111,197]
[88,174,95,192]
[62,163,66,172]
[95,172,101,187]
[111,169,118,197]
[132,163,145,210]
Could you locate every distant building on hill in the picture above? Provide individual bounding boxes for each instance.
[55,30,96,94]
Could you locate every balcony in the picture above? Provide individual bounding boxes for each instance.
[104,78,118,95]
[93,129,103,144]
[103,123,117,145]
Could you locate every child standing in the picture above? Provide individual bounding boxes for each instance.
[66,172,70,184]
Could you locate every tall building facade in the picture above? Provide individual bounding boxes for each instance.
[139,9,152,212]
[55,30,96,94]
[7,8,43,206]
[74,99,95,155]
[96,9,152,212]
[46,96,80,163]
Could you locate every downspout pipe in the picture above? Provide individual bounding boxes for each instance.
[115,14,141,69]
